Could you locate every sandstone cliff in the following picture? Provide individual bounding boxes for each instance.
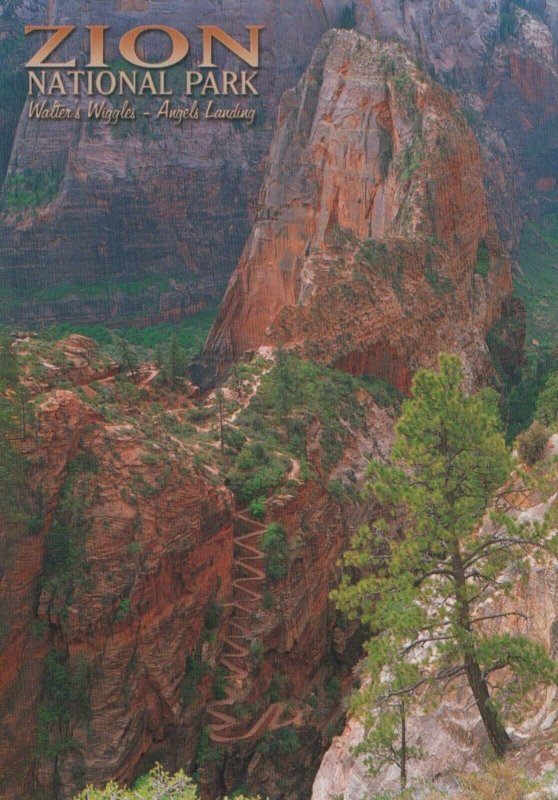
[0,0,347,328]
[203,31,515,393]
[352,0,558,256]
[0,338,236,799]
[3,0,558,333]
[0,336,395,800]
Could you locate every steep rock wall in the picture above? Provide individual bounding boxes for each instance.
[203,31,515,393]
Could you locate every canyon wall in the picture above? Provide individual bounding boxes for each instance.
[0,344,235,798]
[0,334,395,800]
[0,0,346,328]
[203,31,516,393]
[3,0,558,328]
[353,0,558,250]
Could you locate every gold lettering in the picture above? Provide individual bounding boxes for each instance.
[27,70,46,94]
[119,25,189,69]
[199,25,263,69]
[86,26,109,68]
[25,25,76,69]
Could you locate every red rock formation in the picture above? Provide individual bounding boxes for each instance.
[0,385,235,799]
[0,339,394,800]
[204,31,515,392]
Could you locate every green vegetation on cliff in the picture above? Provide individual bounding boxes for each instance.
[40,307,218,362]
[516,213,558,350]
[3,169,63,214]
[74,764,258,799]
[334,355,558,787]
[227,352,395,504]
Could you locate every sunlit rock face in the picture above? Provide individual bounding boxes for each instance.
[203,31,515,392]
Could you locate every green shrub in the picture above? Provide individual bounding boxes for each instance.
[3,168,62,213]
[227,445,288,503]
[475,240,491,278]
[516,421,549,465]
[536,372,558,427]
[249,639,265,667]
[182,655,209,707]
[223,427,247,453]
[40,462,91,607]
[255,726,300,758]
[115,597,131,621]
[202,601,223,642]
[194,727,224,771]
[249,496,266,519]
[38,649,91,759]
[425,257,452,295]
[262,523,289,584]
[325,676,342,704]
[213,666,229,700]
[75,765,198,799]
[328,480,346,504]
[267,674,287,702]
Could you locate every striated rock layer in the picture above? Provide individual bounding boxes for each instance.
[0,0,347,328]
[203,31,515,393]
[352,0,558,252]
[0,336,394,800]
[3,0,558,328]
[0,381,235,799]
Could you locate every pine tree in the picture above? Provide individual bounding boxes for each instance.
[334,354,558,773]
[165,333,182,386]
[117,337,138,377]
[340,2,357,29]
[0,338,19,387]
[155,342,164,370]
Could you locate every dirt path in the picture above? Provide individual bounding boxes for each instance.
[207,511,291,744]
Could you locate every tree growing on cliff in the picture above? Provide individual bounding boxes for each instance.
[333,354,558,774]
[73,763,259,799]
[340,2,357,29]
[163,333,188,387]
[117,337,139,378]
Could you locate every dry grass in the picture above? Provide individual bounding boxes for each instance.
[420,762,554,800]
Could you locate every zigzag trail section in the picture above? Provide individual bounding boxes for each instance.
[207,511,294,744]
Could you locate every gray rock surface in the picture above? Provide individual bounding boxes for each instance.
[0,0,346,327]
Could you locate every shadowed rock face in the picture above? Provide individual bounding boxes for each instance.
[0,0,347,328]
[0,381,236,800]
[352,0,558,250]
[203,31,515,393]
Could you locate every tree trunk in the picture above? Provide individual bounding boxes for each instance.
[400,703,407,790]
[464,654,511,757]
[451,548,512,758]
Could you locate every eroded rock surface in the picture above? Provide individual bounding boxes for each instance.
[204,31,515,393]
